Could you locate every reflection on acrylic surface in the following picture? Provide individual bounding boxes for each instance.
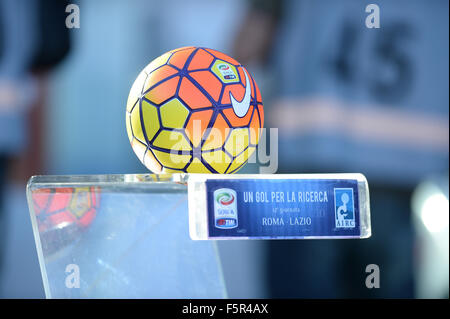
[31,187,100,256]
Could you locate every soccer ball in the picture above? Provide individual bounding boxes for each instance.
[125,46,264,174]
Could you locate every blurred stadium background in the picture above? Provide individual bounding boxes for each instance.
[0,0,448,298]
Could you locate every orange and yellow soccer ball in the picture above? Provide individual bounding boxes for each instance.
[125,46,264,174]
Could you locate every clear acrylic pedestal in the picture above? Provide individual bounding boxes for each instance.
[26,174,226,298]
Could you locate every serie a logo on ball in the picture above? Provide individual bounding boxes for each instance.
[125,46,264,174]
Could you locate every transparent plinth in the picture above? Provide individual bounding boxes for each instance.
[26,174,226,299]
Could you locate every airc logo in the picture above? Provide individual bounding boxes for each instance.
[214,188,238,229]
[334,188,356,228]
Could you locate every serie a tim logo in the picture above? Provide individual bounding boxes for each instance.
[214,188,238,229]
[334,188,355,228]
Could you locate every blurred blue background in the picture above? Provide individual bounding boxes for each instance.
[0,0,448,298]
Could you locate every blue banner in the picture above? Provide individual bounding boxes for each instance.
[206,179,361,238]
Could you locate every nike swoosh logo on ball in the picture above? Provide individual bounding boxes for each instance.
[230,68,251,118]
